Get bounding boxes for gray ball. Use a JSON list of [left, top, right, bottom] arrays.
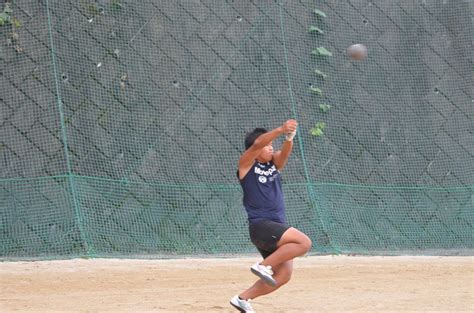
[[347, 44, 368, 60]]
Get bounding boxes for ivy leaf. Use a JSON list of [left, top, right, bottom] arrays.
[[111, 0, 123, 12], [0, 12, 10, 25], [314, 69, 328, 79], [311, 122, 326, 137], [315, 122, 326, 129], [11, 17, 21, 27], [309, 25, 324, 34], [310, 86, 323, 95], [312, 47, 333, 57], [319, 104, 331, 113], [314, 9, 326, 18], [311, 127, 324, 137], [3, 4, 12, 15], [311, 128, 323, 137]]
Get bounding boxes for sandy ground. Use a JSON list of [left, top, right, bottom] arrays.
[[0, 255, 473, 312]]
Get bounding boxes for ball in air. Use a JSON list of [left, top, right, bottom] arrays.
[[347, 44, 368, 60]]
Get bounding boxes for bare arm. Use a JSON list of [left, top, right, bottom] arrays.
[[273, 137, 294, 170]]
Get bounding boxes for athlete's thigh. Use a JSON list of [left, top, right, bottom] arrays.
[[276, 227, 311, 248]]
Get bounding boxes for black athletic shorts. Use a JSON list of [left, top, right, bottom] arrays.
[[249, 219, 291, 259]]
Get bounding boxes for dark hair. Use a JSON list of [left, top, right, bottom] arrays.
[[244, 128, 268, 150]]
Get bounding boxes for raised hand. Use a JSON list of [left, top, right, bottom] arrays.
[[282, 119, 298, 134]]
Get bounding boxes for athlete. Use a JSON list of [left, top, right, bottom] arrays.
[[230, 119, 312, 313]]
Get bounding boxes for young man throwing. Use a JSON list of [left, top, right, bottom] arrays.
[[230, 119, 312, 313]]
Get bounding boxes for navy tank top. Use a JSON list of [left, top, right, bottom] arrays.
[[238, 160, 287, 224]]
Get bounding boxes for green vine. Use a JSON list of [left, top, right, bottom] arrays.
[[310, 7, 331, 138]]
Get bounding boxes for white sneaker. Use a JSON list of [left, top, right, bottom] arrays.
[[250, 262, 277, 286], [230, 295, 255, 313]]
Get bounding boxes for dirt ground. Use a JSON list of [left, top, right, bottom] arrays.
[[1, 256, 473, 312]]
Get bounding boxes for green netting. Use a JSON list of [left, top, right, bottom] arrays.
[[1, 0, 473, 260]]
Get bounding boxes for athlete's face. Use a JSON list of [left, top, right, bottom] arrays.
[[258, 143, 274, 162]]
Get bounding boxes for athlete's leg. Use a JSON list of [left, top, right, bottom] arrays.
[[260, 227, 311, 269], [239, 260, 293, 300]]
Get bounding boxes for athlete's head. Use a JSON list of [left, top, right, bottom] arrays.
[[245, 128, 267, 150], [245, 128, 274, 162]]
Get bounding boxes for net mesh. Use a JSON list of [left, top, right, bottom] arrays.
[[1, 0, 473, 260]]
